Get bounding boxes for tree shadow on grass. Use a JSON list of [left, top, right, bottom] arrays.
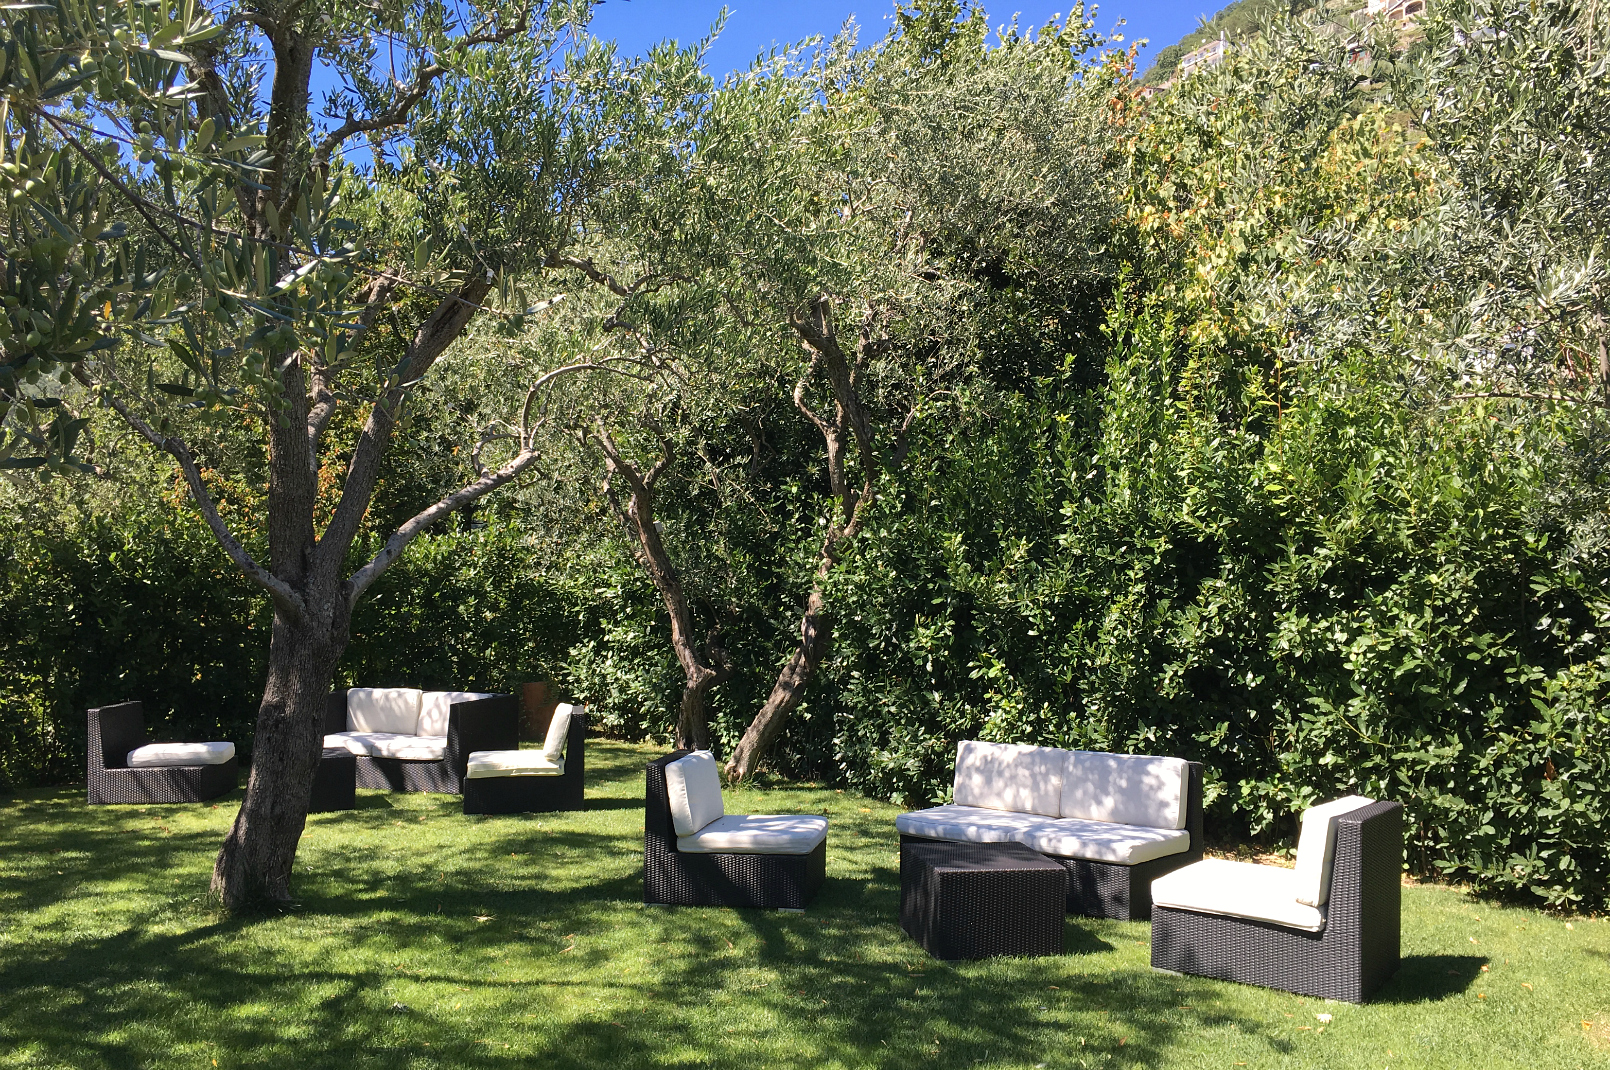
[[0, 767, 1306, 1070], [582, 797, 645, 812]]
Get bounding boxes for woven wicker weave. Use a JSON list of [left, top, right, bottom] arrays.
[[643, 751, 825, 909], [86, 702, 239, 805], [324, 690, 518, 795], [462, 714, 588, 815], [1150, 799, 1403, 1003], [900, 840, 1066, 959], [308, 748, 357, 813], [901, 760, 1204, 920]]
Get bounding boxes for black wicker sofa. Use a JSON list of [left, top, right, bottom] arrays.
[[1150, 797, 1402, 1003], [897, 741, 1204, 920], [87, 701, 239, 805], [644, 750, 826, 909], [323, 687, 518, 795]]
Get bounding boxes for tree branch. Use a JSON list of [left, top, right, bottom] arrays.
[[314, 8, 532, 169], [345, 442, 543, 606], [93, 383, 305, 617]]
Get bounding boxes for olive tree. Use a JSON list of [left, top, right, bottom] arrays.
[[710, 2, 1117, 779], [1, 0, 711, 907]]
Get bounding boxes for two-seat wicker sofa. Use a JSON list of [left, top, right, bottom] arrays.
[[896, 741, 1204, 919], [322, 687, 519, 794]]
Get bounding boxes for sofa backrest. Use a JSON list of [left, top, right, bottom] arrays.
[[346, 688, 423, 734], [417, 691, 498, 737], [1293, 794, 1374, 907], [1060, 750, 1190, 830], [953, 740, 1064, 817], [664, 750, 724, 836]]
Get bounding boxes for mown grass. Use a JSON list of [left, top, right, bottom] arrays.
[[1, 739, 1606, 1069]]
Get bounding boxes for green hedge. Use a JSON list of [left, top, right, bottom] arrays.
[[0, 509, 589, 788], [801, 324, 1610, 911]]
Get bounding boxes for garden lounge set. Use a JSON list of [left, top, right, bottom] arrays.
[[87, 688, 588, 816], [647, 740, 1402, 1002], [84, 699, 1403, 1003]]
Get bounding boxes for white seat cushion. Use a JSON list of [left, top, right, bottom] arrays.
[[346, 688, 423, 734], [1019, 816, 1190, 865], [541, 704, 576, 761], [1061, 750, 1189, 829], [126, 741, 234, 768], [897, 803, 1057, 842], [324, 731, 395, 756], [895, 804, 1191, 865], [677, 814, 827, 855], [1293, 795, 1374, 906], [952, 740, 1065, 817], [664, 750, 724, 836], [417, 691, 498, 737], [321, 731, 444, 761], [465, 749, 563, 778], [1151, 858, 1327, 932]]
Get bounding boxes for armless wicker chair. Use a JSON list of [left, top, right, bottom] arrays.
[[1150, 798, 1402, 1003], [87, 702, 239, 805], [462, 709, 588, 814], [644, 751, 826, 909]]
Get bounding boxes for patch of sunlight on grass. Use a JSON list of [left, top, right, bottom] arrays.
[[1, 739, 1607, 1069]]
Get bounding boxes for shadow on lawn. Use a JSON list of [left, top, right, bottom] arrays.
[[0, 750, 1296, 1069], [1371, 954, 1487, 1003]]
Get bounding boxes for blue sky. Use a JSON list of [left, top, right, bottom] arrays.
[[586, 0, 1217, 75]]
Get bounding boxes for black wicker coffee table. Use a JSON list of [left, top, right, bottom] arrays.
[[309, 748, 357, 813], [900, 840, 1067, 959]]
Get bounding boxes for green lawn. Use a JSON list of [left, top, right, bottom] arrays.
[[1, 740, 1606, 1070]]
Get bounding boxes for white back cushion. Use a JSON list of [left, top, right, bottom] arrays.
[[1293, 795, 1374, 907], [417, 691, 497, 737], [664, 750, 724, 836], [542, 704, 575, 760], [1060, 750, 1189, 829], [952, 740, 1065, 817], [346, 688, 422, 734]]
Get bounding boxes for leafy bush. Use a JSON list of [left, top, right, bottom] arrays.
[[0, 501, 270, 787]]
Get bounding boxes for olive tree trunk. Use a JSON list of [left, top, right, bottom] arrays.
[[590, 421, 730, 751], [210, 607, 345, 905], [726, 297, 889, 782]]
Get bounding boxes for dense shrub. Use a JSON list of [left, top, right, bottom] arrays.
[[0, 506, 592, 785], [0, 502, 270, 787]]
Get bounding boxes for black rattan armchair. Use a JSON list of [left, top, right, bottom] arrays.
[[323, 690, 518, 794], [1150, 799, 1403, 1003], [643, 751, 825, 909], [462, 712, 588, 814], [87, 702, 239, 805]]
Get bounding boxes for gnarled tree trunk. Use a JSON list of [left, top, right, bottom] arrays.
[[590, 421, 730, 751], [210, 607, 345, 906], [726, 296, 895, 782]]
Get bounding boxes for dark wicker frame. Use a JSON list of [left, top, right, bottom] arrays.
[[323, 690, 518, 795], [900, 840, 1067, 960], [900, 759, 1205, 920], [1150, 799, 1403, 1003], [309, 748, 357, 813], [86, 701, 239, 805], [643, 751, 826, 909], [461, 713, 588, 815]]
